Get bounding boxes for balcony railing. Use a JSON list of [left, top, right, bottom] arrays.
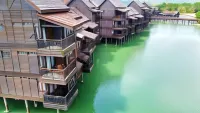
[[113, 24, 125, 28], [37, 34, 75, 50], [82, 42, 96, 53], [44, 84, 78, 105], [40, 59, 76, 80]]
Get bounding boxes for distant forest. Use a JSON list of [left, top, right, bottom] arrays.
[[156, 2, 200, 13]]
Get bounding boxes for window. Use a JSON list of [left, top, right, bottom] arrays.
[[2, 51, 11, 58], [0, 51, 2, 58], [22, 22, 32, 26], [29, 52, 37, 55], [0, 24, 4, 31], [18, 51, 28, 55]]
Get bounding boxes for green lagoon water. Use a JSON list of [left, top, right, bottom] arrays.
[[1, 24, 200, 113]]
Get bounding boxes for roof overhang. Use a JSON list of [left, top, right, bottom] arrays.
[[82, 22, 98, 29], [77, 30, 98, 40], [90, 8, 103, 13], [37, 13, 74, 30], [26, 0, 70, 14], [128, 16, 137, 20], [142, 7, 150, 10], [117, 8, 130, 13], [135, 15, 144, 18]]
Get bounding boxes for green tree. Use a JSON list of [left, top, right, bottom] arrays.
[[194, 2, 200, 12], [196, 11, 200, 19], [186, 7, 195, 13], [178, 6, 186, 13]]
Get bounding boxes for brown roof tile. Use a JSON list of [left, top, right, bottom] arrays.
[[37, 7, 89, 29], [26, 0, 69, 13]]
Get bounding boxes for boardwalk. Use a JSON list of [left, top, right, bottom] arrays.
[[151, 16, 199, 25]]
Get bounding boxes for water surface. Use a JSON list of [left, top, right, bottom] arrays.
[[1, 24, 200, 113]]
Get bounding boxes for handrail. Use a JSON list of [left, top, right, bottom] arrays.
[[41, 58, 76, 72], [41, 59, 76, 80], [37, 34, 75, 50], [36, 33, 74, 41], [44, 84, 77, 105]]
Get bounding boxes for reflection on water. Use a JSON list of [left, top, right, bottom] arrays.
[[94, 24, 200, 113]]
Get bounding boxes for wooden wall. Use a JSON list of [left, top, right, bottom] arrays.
[[129, 2, 144, 15], [99, 0, 115, 37], [0, 49, 39, 74], [0, 75, 40, 98], [100, 0, 115, 18], [0, 10, 38, 43]]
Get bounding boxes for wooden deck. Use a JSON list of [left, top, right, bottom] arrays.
[[151, 16, 199, 25], [151, 16, 198, 21]]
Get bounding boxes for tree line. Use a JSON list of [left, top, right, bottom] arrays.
[[156, 2, 200, 13]]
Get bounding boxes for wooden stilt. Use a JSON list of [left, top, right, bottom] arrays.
[[25, 100, 30, 113], [81, 74, 84, 83], [115, 39, 117, 46], [34, 101, 37, 108], [57, 109, 60, 113], [3, 98, 9, 113]]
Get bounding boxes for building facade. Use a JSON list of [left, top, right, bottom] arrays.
[[0, 0, 98, 112]]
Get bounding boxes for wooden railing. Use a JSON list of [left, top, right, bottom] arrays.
[[41, 59, 76, 80], [37, 34, 75, 50], [82, 41, 96, 52], [44, 84, 77, 105], [113, 24, 126, 28]]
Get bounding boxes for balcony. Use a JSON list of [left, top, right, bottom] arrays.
[[82, 41, 96, 55], [83, 54, 94, 73], [40, 59, 77, 85], [37, 34, 76, 56], [113, 24, 126, 28], [113, 15, 126, 21], [43, 84, 78, 111]]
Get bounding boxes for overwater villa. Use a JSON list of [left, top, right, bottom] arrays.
[[0, 0, 98, 112], [128, 0, 151, 33], [0, 0, 153, 112]]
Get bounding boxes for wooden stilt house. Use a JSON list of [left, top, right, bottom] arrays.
[[0, 0, 99, 112]]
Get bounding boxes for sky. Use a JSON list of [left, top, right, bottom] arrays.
[[121, 0, 199, 5]]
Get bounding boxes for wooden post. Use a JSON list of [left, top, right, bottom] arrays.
[[25, 100, 30, 113], [57, 109, 60, 113], [81, 73, 84, 83], [115, 39, 117, 46], [3, 97, 9, 113], [34, 101, 37, 107]]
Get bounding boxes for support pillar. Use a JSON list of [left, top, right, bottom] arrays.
[[34, 101, 37, 108], [57, 109, 60, 113], [25, 100, 30, 113], [115, 40, 117, 46], [81, 74, 84, 83], [105, 38, 107, 45], [3, 97, 9, 113]]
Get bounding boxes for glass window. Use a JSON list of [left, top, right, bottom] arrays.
[[18, 51, 28, 55], [0, 24, 4, 31], [29, 52, 37, 55], [2, 51, 11, 58], [0, 51, 2, 58]]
